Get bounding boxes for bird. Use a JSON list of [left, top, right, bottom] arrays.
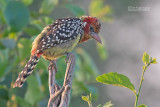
[[13, 16, 101, 88]]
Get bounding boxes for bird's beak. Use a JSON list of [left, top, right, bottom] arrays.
[[91, 32, 102, 44]]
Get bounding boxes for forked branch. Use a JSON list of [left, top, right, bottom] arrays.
[[47, 54, 76, 107]]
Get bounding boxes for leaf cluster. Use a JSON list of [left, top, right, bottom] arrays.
[[82, 93, 113, 107]]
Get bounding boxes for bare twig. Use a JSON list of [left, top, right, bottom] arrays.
[[59, 54, 76, 107], [48, 60, 62, 107], [48, 60, 56, 96], [47, 53, 76, 107], [48, 86, 64, 107]]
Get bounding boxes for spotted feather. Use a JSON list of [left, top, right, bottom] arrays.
[[31, 17, 84, 55]]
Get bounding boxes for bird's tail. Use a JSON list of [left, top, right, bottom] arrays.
[[13, 54, 40, 88]]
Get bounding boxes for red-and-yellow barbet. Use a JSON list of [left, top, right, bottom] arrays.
[[13, 16, 101, 88]]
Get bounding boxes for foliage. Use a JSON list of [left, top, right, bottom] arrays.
[[96, 72, 136, 94], [89, 0, 113, 22], [4, 1, 29, 32], [82, 93, 113, 107], [96, 52, 157, 107], [82, 93, 92, 107], [0, 0, 110, 106]]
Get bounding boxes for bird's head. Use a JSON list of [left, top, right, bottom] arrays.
[[79, 16, 102, 44]]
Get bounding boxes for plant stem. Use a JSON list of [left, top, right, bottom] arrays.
[[134, 64, 149, 107], [88, 102, 92, 107]]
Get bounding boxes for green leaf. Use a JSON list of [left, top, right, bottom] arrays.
[[151, 58, 157, 64], [16, 96, 32, 107], [39, 0, 58, 14], [24, 75, 43, 105], [103, 101, 113, 107], [1, 38, 16, 49], [82, 94, 92, 107], [138, 104, 150, 107], [65, 4, 85, 17], [82, 95, 89, 102], [96, 72, 136, 94], [142, 52, 150, 65], [4, 1, 29, 32]]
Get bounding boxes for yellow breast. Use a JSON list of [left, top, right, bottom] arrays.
[[42, 36, 80, 60]]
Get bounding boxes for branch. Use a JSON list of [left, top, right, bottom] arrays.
[[59, 54, 76, 107], [47, 53, 76, 107]]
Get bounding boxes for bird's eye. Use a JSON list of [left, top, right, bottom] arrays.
[[90, 26, 94, 32]]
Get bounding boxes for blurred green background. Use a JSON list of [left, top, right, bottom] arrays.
[[0, 0, 110, 107]]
